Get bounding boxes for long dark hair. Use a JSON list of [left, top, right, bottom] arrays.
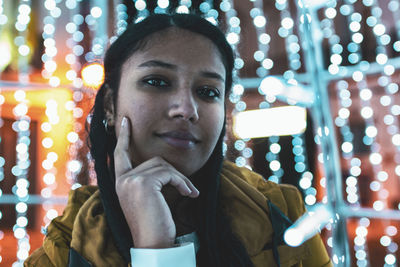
[[89, 13, 253, 267]]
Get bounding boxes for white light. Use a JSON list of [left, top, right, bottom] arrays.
[[269, 160, 281, 171], [16, 202, 28, 213], [365, 126, 377, 137], [44, 0, 56, 10], [354, 236, 366, 246], [270, 143, 281, 154], [46, 209, 58, 220], [305, 195, 316, 205], [284, 205, 332, 247], [352, 33, 363, 43], [90, 7, 102, 18], [67, 132, 79, 143], [49, 76, 60, 87], [356, 226, 368, 237], [41, 122, 52, 132], [16, 179, 28, 188], [380, 235, 391, 246], [45, 46, 57, 57], [41, 188, 52, 198], [350, 166, 361, 176], [157, 0, 169, 9], [349, 21, 361, 32], [261, 58, 273, 70], [369, 181, 380, 191], [373, 24, 386, 36], [385, 254, 396, 264], [376, 53, 388, 65], [392, 134, 400, 146], [68, 160, 82, 173], [360, 107, 373, 118], [43, 24, 55, 35], [233, 106, 307, 139], [43, 173, 56, 185], [47, 152, 58, 162], [42, 137, 54, 148], [254, 15, 266, 27], [17, 249, 29, 260], [259, 33, 270, 44], [341, 142, 353, 153], [46, 99, 57, 109], [330, 54, 342, 65], [299, 178, 312, 189], [16, 187, 28, 198], [338, 108, 350, 119], [65, 22, 77, 33], [17, 216, 28, 227], [135, 0, 146, 10], [284, 228, 304, 247], [281, 17, 294, 29], [13, 103, 28, 117], [176, 6, 189, 13], [386, 226, 398, 236], [369, 153, 382, 165], [360, 88, 372, 100], [373, 200, 384, 211], [346, 176, 357, 187], [226, 32, 239, 45], [395, 165, 400, 176], [66, 70, 77, 81], [18, 45, 30, 56], [16, 143, 28, 154], [14, 228, 26, 239], [352, 71, 363, 82], [325, 7, 336, 19], [44, 60, 57, 72]]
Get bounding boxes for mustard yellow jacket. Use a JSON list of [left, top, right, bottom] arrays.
[[25, 160, 332, 267]]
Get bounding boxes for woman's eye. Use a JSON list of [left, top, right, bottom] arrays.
[[197, 87, 221, 99], [143, 78, 169, 87]]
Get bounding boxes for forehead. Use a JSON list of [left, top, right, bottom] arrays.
[[122, 28, 226, 74]]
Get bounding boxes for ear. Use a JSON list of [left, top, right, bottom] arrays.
[[103, 84, 116, 127]]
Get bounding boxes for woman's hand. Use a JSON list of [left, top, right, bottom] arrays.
[[114, 117, 200, 248]]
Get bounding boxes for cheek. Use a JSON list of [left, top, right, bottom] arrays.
[[206, 107, 225, 144]]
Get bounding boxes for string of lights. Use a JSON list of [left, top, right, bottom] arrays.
[[249, 0, 283, 182], [64, 0, 83, 187], [41, 0, 62, 88], [176, 0, 191, 14], [364, 0, 400, 263], [275, 0, 314, 197], [0, 1, 6, 263], [321, 1, 371, 263], [12, 90, 32, 265], [13, 0, 33, 265]]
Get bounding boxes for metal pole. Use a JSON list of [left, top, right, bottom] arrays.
[[295, 2, 351, 266]]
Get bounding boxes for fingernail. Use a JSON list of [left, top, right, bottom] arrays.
[[121, 117, 127, 127]]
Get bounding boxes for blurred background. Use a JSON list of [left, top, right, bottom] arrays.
[[1, 0, 400, 266]]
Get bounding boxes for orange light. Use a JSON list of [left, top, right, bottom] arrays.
[[81, 63, 104, 89]]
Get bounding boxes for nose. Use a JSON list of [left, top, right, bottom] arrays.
[[167, 89, 199, 122]]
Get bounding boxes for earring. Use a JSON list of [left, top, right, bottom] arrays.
[[103, 119, 114, 134]]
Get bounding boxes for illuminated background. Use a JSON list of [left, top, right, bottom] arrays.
[[0, 0, 400, 266]]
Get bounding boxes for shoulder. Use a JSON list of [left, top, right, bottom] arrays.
[[25, 185, 99, 267], [221, 160, 305, 219]]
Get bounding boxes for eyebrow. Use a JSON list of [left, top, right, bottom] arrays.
[[138, 60, 225, 82]]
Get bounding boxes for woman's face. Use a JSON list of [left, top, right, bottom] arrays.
[[112, 28, 226, 177]]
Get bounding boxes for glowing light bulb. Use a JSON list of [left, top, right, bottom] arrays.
[[81, 63, 105, 89]]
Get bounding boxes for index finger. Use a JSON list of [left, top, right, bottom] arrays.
[[114, 117, 133, 177]]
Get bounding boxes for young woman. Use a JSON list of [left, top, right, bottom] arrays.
[[25, 13, 332, 267]]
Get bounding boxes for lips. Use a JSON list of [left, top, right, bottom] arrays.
[[156, 130, 200, 149]]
